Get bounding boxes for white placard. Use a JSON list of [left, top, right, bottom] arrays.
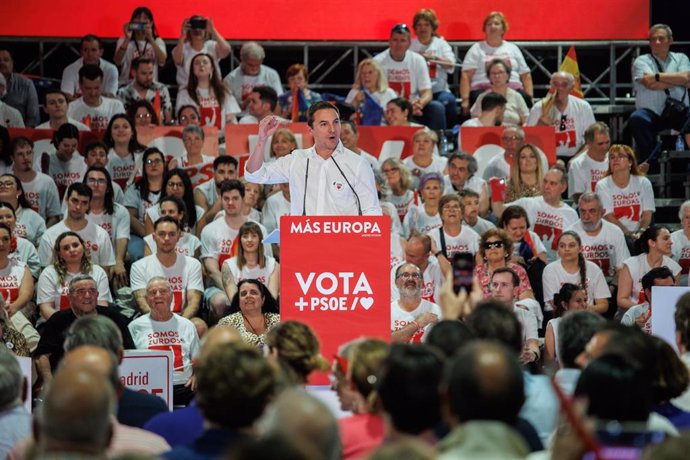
[[119, 349, 174, 410], [17, 356, 32, 413], [651, 286, 690, 352]]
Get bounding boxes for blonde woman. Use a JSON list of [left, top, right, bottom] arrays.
[[505, 144, 544, 202], [346, 59, 397, 125]]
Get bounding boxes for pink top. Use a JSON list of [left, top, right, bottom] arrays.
[[475, 262, 533, 298], [339, 413, 386, 460]]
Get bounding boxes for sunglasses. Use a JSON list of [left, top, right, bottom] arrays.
[[483, 241, 504, 249]]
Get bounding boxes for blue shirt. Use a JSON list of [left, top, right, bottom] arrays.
[[633, 51, 690, 115]]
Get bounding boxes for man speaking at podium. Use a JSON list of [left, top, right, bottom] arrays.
[[245, 101, 381, 216]]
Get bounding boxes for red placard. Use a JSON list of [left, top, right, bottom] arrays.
[[460, 126, 557, 165], [280, 216, 391, 385], [0, 1, 648, 40], [356, 126, 420, 160]]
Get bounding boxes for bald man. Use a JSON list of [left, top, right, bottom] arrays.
[[57, 347, 171, 456], [34, 366, 114, 458], [144, 325, 241, 446], [439, 340, 530, 459]]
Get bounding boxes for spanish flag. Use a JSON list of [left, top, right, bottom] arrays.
[[560, 46, 584, 99]]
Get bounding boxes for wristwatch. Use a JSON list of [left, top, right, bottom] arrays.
[[655, 73, 660, 82]]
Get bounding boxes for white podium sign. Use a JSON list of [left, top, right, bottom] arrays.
[[651, 286, 690, 352], [119, 349, 174, 410]]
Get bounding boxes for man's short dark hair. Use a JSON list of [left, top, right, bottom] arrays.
[[213, 155, 238, 170], [64, 315, 123, 356], [154, 215, 181, 232], [480, 92, 508, 112], [377, 344, 443, 435], [79, 64, 104, 83], [641, 266, 674, 292], [196, 343, 276, 429], [66, 182, 93, 201], [676, 292, 690, 351], [252, 86, 278, 112], [443, 340, 525, 425], [219, 179, 245, 199], [307, 101, 339, 128], [132, 56, 155, 71], [80, 34, 103, 48], [44, 89, 69, 105], [10, 136, 33, 155], [492, 266, 519, 287], [341, 119, 358, 134], [558, 311, 605, 369], [467, 301, 523, 354], [425, 320, 474, 359]]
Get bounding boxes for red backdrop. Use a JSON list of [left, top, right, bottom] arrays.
[[0, 0, 649, 40]]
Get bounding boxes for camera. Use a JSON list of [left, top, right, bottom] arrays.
[[189, 18, 207, 30], [128, 23, 147, 31]]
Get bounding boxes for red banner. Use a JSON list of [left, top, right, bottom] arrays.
[[280, 216, 391, 385], [460, 126, 557, 165], [0, 0, 648, 40]]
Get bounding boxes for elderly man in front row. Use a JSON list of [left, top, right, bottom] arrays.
[[245, 103, 380, 216], [128, 277, 200, 406], [34, 274, 134, 384]]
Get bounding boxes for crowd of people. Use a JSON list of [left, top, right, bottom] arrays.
[[2, 5, 690, 459]]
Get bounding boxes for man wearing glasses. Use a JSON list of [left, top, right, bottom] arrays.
[[34, 274, 134, 385], [630, 24, 690, 161], [527, 71, 595, 159], [390, 262, 440, 343], [373, 23, 446, 130]]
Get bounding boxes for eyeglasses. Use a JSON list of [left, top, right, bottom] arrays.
[[442, 204, 462, 211], [73, 288, 98, 296], [146, 158, 163, 166], [179, 114, 199, 122], [0, 180, 16, 188], [136, 112, 152, 119], [484, 241, 504, 249], [167, 181, 184, 189], [559, 114, 568, 131], [86, 178, 107, 186], [502, 135, 521, 141], [397, 272, 422, 279], [552, 80, 571, 89]]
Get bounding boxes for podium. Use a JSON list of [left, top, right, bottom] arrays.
[[280, 216, 391, 384]]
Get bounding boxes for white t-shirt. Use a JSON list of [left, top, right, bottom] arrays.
[[390, 299, 441, 343], [567, 220, 630, 277], [402, 204, 442, 239], [12, 237, 40, 278], [443, 174, 486, 195], [41, 151, 87, 200], [200, 217, 272, 269], [178, 153, 215, 186], [123, 186, 160, 224], [462, 40, 530, 89], [128, 314, 200, 384], [176, 40, 221, 89], [345, 88, 398, 125], [223, 256, 277, 288], [410, 36, 455, 93], [621, 302, 651, 333], [482, 153, 511, 181], [385, 189, 417, 225], [130, 254, 204, 314], [526, 95, 596, 158], [87, 203, 131, 245], [671, 229, 690, 285], [390, 232, 405, 268], [107, 149, 142, 189], [542, 259, 611, 308], [623, 254, 681, 304], [38, 220, 115, 268], [471, 88, 529, 126], [261, 191, 291, 235], [595, 175, 656, 234], [567, 152, 609, 198], [67, 97, 126, 131], [390, 257, 444, 304], [19, 172, 62, 219], [514, 304, 539, 342], [508, 196, 579, 261], [35, 117, 91, 131], [175, 87, 240, 131], [224, 65, 284, 110], [0, 259, 28, 305], [373, 49, 432, 99], [15, 206, 47, 246], [427, 225, 481, 258], [0, 101, 25, 128], [403, 155, 447, 186], [116, 36, 167, 84], [60, 58, 119, 96], [36, 265, 111, 313], [143, 232, 201, 257]]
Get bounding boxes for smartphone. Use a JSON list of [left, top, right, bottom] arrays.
[[582, 427, 665, 460], [189, 18, 207, 30], [452, 252, 474, 295], [128, 22, 147, 31]]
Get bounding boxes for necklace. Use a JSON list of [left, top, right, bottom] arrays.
[[242, 313, 266, 335]]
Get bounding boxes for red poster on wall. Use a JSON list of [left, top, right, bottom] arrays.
[[280, 216, 391, 385]]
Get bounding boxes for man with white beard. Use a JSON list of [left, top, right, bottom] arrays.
[[566, 192, 630, 279], [390, 262, 440, 343]]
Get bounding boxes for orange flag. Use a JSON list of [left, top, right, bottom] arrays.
[[153, 89, 162, 124], [560, 46, 584, 98]]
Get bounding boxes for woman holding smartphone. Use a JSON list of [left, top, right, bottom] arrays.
[[114, 7, 167, 85]]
